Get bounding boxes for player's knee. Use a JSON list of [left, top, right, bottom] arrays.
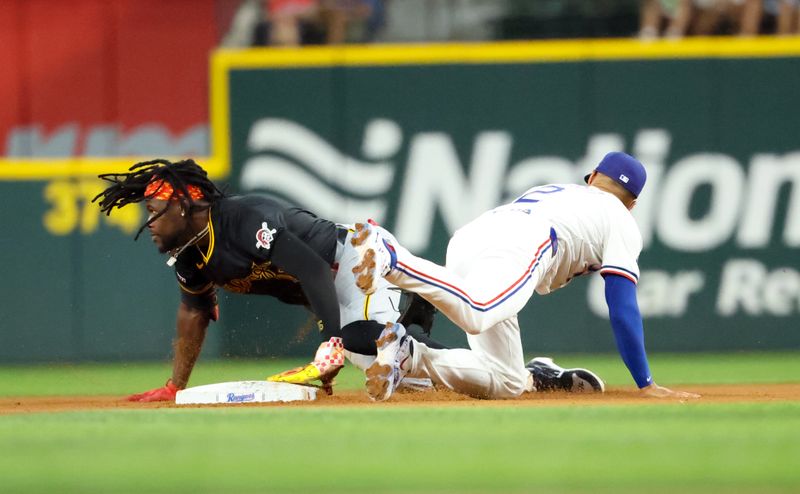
[[462, 316, 501, 335], [491, 372, 528, 399], [462, 325, 483, 336], [340, 320, 384, 355]]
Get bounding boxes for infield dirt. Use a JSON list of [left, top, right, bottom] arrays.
[[2, 383, 798, 415]]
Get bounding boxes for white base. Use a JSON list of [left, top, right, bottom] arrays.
[[175, 380, 318, 405]]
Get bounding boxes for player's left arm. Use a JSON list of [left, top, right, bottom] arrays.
[[601, 209, 699, 398], [604, 274, 700, 399], [266, 230, 344, 388], [603, 273, 652, 388], [269, 230, 340, 336]]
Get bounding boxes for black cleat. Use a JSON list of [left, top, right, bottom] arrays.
[[397, 292, 437, 335], [526, 357, 605, 393]]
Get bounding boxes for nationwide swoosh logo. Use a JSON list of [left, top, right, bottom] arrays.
[[240, 118, 400, 223]]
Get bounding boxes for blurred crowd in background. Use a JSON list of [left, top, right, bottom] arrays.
[[2, 0, 797, 159], [220, 0, 800, 47], [639, 0, 799, 38]]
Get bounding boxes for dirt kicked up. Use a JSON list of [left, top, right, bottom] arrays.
[[2, 383, 799, 415]]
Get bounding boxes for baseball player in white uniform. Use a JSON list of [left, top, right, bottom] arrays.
[[351, 152, 701, 401]]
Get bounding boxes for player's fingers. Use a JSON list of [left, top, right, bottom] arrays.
[[126, 386, 173, 402]]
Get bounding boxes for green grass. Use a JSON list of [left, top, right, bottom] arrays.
[[1, 352, 799, 493]]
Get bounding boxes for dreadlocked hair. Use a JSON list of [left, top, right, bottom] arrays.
[[93, 158, 226, 239]]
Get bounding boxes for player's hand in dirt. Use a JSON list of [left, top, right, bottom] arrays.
[[641, 383, 701, 399], [126, 379, 181, 402]]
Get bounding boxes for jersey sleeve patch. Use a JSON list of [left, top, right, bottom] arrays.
[[238, 202, 286, 261], [255, 221, 278, 250]]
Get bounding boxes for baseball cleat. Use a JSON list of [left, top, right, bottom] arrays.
[[365, 322, 412, 401], [526, 357, 605, 393], [350, 222, 397, 295]]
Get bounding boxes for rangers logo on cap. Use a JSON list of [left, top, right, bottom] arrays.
[[255, 222, 277, 250]]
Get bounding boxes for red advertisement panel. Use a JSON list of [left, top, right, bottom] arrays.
[[1, 0, 220, 157]]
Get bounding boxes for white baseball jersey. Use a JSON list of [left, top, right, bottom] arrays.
[[381, 183, 644, 399], [497, 184, 642, 294]]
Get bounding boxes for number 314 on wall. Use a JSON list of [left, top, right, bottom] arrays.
[[43, 179, 141, 236]]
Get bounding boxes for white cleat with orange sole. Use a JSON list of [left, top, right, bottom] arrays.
[[350, 222, 397, 295], [365, 322, 412, 401]]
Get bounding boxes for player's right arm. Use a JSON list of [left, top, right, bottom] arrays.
[[171, 301, 211, 388], [168, 263, 218, 389], [127, 257, 216, 402], [125, 302, 211, 402]]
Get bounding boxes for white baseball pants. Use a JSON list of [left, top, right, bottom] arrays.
[[385, 209, 557, 398]]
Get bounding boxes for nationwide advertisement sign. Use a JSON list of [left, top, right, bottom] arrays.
[[214, 38, 800, 354]]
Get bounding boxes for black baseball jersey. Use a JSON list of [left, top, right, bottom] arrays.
[[175, 195, 341, 336]]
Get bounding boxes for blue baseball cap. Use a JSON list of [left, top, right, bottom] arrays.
[[583, 152, 647, 197]]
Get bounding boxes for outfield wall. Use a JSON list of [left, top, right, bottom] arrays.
[[2, 38, 800, 362], [215, 38, 800, 357]]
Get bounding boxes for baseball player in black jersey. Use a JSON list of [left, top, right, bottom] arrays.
[[93, 159, 441, 401]]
